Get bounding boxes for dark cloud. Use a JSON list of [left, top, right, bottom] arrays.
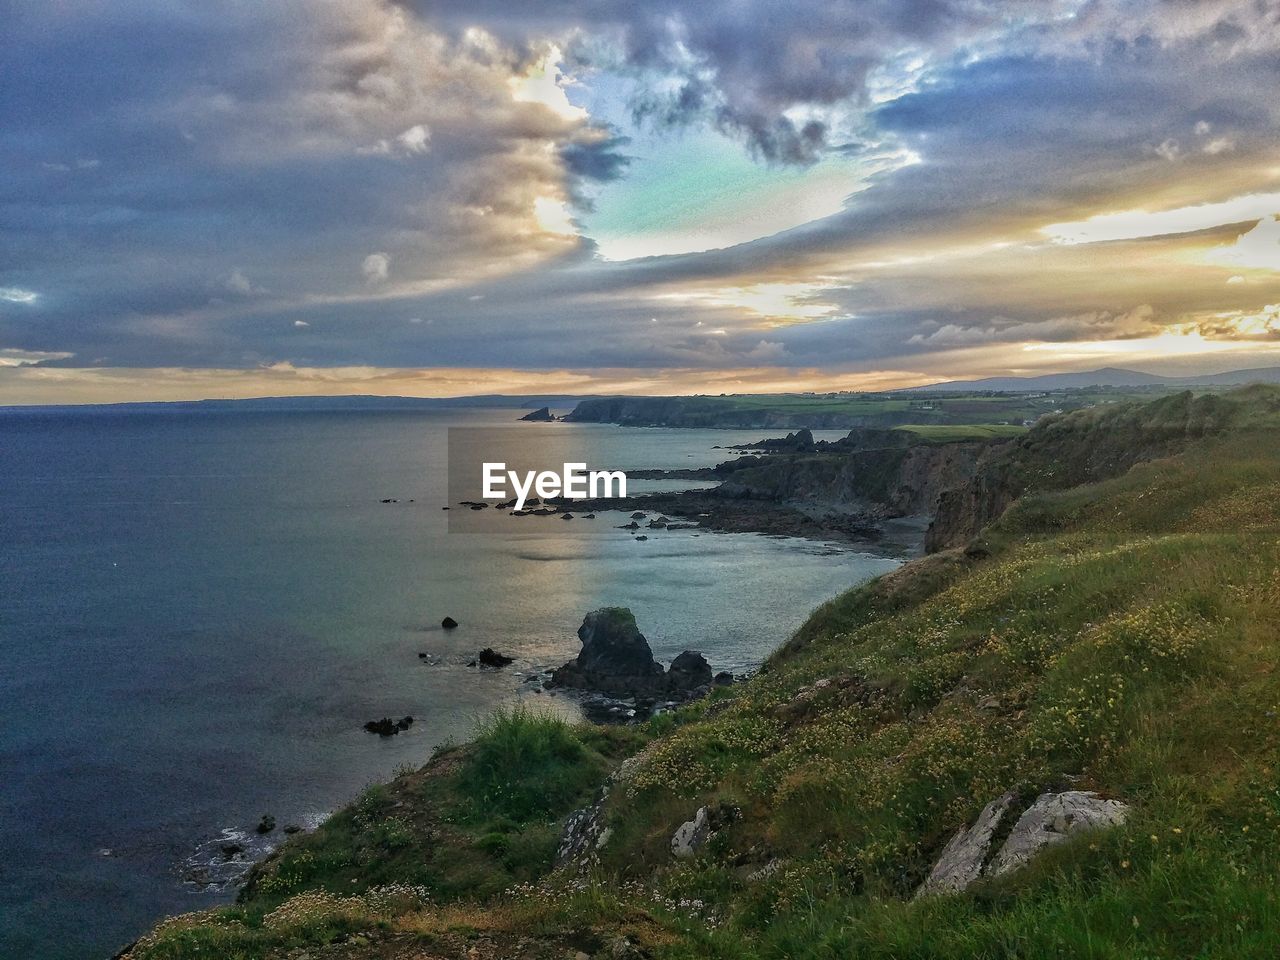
[[3, 0, 1280, 387]]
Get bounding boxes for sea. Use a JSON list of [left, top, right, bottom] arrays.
[[0, 406, 903, 959]]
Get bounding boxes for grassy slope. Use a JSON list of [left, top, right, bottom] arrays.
[[129, 387, 1280, 960]]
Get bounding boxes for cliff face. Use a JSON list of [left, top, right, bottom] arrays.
[[925, 389, 1253, 551], [713, 438, 990, 520]]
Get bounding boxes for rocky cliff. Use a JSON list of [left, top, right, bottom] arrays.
[[713, 435, 991, 522], [925, 389, 1260, 551]]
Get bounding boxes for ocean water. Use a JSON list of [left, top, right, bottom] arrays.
[[0, 407, 902, 959]]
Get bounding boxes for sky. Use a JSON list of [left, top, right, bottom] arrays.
[[2, 0, 1280, 403]]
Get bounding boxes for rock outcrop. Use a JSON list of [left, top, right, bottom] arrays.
[[988, 791, 1130, 877], [550, 608, 716, 700], [670, 807, 711, 858], [916, 790, 1130, 898], [926, 391, 1242, 552], [916, 793, 1015, 897], [519, 406, 555, 421]]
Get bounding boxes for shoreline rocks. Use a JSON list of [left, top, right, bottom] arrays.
[[363, 716, 415, 737], [548, 608, 724, 705]]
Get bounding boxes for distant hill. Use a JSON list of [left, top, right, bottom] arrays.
[[914, 365, 1280, 392], [0, 394, 594, 413]]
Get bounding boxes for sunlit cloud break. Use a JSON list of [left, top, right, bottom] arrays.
[[3, 0, 1280, 402]]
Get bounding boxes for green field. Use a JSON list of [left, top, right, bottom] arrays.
[[894, 423, 1030, 441]]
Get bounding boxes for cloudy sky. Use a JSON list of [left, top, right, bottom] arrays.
[[3, 0, 1280, 403]]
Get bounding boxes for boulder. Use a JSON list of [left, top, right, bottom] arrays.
[[551, 608, 665, 696], [988, 791, 1129, 877], [441, 616, 458, 629], [256, 814, 276, 835], [667, 650, 713, 693], [915, 793, 1015, 898], [917, 789, 1130, 897], [670, 806, 711, 858], [477, 648, 514, 668]]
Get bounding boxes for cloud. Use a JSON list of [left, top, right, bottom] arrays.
[[0, 348, 73, 367], [4, 0, 1280, 397], [360, 123, 432, 157], [362, 252, 391, 283], [1209, 217, 1280, 272]]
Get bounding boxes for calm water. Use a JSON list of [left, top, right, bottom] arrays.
[[0, 407, 901, 959]]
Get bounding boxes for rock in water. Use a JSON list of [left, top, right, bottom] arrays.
[[667, 650, 713, 693], [519, 406, 555, 421], [441, 616, 458, 629], [477, 648, 514, 668], [550, 607, 665, 696], [256, 814, 276, 835], [988, 791, 1129, 877]]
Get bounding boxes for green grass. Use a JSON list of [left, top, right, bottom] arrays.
[[894, 423, 1030, 441], [128, 386, 1280, 960]]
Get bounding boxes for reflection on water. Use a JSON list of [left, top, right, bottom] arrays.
[[0, 408, 897, 959]]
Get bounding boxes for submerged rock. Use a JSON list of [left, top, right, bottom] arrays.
[[477, 647, 514, 668], [363, 716, 414, 736]]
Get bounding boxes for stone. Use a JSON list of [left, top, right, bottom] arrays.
[[915, 793, 1015, 898], [477, 648, 514, 668], [441, 616, 458, 629], [256, 814, 276, 835], [671, 806, 711, 858], [667, 650, 713, 693], [988, 791, 1130, 877]]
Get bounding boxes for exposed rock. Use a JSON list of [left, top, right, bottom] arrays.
[[550, 608, 665, 696], [917, 789, 1130, 897], [363, 716, 414, 736], [915, 793, 1015, 898], [477, 648, 514, 668], [519, 406, 555, 421], [667, 650, 713, 693], [282, 824, 302, 835], [557, 800, 611, 867], [220, 842, 244, 858], [255, 814, 276, 835], [671, 806, 711, 859], [441, 616, 458, 629], [630, 511, 647, 519], [713, 671, 735, 686], [988, 791, 1130, 877]]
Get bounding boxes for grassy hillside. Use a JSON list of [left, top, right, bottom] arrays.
[[127, 387, 1280, 959]]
